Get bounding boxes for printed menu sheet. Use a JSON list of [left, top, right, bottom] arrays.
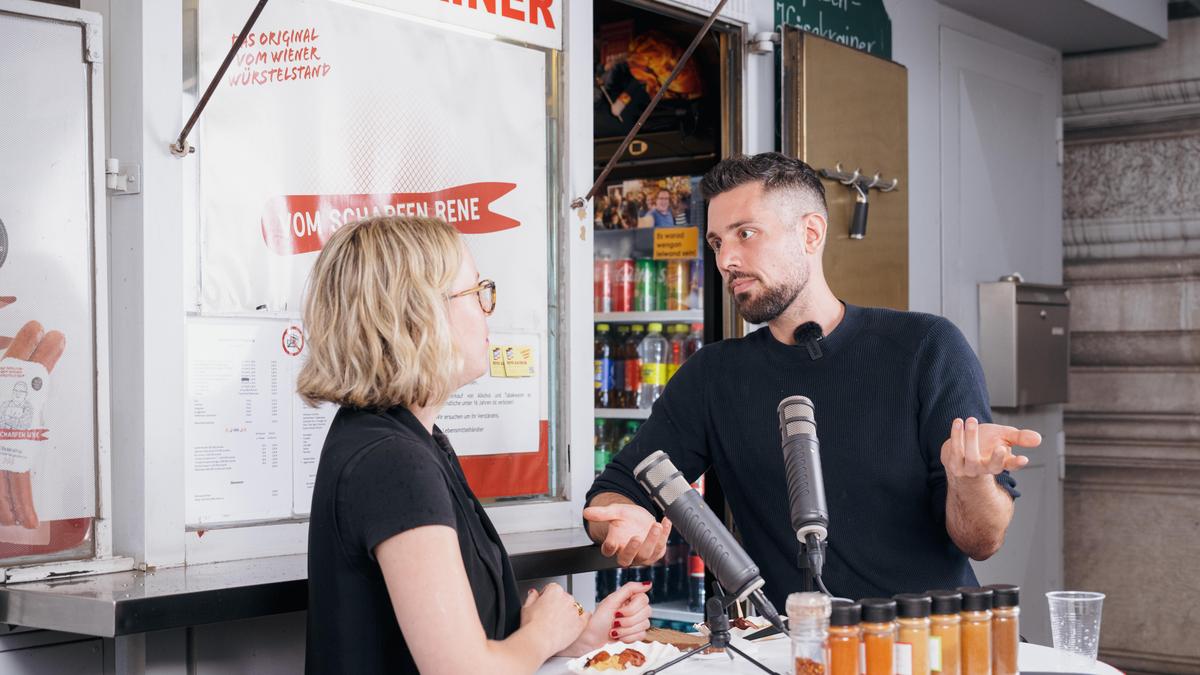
[[187, 323, 542, 524], [186, 320, 292, 524]]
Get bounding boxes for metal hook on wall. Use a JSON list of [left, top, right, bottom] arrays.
[[816, 163, 901, 240]]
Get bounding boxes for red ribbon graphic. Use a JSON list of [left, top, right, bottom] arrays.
[[260, 182, 520, 255], [0, 429, 48, 441]]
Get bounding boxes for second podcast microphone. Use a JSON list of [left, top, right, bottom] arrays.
[[778, 395, 830, 588], [633, 451, 786, 634]]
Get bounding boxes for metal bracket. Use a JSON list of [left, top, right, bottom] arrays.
[[1055, 116, 1064, 167], [105, 159, 141, 195], [748, 31, 779, 55], [84, 23, 103, 63]]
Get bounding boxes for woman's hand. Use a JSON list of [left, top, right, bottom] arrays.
[[559, 581, 653, 657], [520, 583, 589, 656]]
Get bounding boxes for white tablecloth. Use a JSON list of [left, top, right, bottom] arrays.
[[534, 640, 1121, 674]]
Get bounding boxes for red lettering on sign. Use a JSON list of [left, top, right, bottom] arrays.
[[259, 182, 520, 256], [529, 0, 554, 28], [501, 0, 524, 21], [442, 0, 554, 29]]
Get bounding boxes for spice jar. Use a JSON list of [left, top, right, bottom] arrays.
[[860, 598, 897, 675], [788, 592, 831, 675], [957, 587, 994, 675], [987, 585, 1019, 675], [895, 593, 932, 675], [828, 600, 861, 675], [928, 590, 962, 675]]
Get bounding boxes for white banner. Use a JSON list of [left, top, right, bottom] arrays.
[[194, 0, 552, 517], [198, 0, 549, 334]]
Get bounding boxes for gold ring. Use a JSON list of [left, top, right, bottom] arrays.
[[574, 601, 585, 616]]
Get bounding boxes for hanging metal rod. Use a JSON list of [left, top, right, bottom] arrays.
[[170, 0, 271, 157], [571, 0, 730, 211]]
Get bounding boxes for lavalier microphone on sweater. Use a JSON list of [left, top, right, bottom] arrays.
[[793, 321, 824, 361]]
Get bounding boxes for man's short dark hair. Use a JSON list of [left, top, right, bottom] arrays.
[[699, 152, 827, 214]]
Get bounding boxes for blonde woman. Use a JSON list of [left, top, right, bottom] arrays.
[[300, 216, 655, 674]]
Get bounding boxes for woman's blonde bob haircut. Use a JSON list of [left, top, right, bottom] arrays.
[[297, 216, 464, 410]]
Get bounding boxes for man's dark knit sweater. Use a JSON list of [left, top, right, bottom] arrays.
[[588, 303, 1018, 609]]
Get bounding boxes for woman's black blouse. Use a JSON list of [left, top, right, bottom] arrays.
[[305, 405, 522, 674]]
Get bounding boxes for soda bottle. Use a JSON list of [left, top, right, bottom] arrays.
[[666, 324, 686, 382], [595, 569, 614, 603], [595, 417, 614, 470], [651, 555, 668, 604], [683, 322, 704, 362], [667, 530, 688, 601], [616, 421, 640, 454], [627, 564, 651, 587], [594, 324, 614, 408], [624, 325, 644, 409], [638, 323, 668, 409], [594, 419, 613, 476], [611, 325, 629, 407], [686, 547, 706, 612]]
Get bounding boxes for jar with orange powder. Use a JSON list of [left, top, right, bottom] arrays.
[[958, 587, 994, 675], [895, 593, 932, 675], [928, 590, 963, 675], [828, 600, 861, 675], [860, 598, 897, 675], [987, 584, 1020, 675]]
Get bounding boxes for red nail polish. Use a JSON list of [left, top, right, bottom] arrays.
[[613, 620, 621, 627], [642, 581, 652, 586], [615, 612, 623, 618], [610, 630, 618, 638]]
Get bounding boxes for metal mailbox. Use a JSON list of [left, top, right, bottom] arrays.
[[978, 279, 1070, 408]]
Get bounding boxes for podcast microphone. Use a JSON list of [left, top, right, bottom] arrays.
[[633, 450, 786, 634], [777, 395, 831, 594]]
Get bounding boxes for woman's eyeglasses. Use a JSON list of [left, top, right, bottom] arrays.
[[448, 279, 496, 316]]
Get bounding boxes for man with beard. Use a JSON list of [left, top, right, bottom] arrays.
[[583, 153, 1043, 605]]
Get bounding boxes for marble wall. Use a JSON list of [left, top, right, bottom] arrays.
[[1062, 16, 1200, 675]]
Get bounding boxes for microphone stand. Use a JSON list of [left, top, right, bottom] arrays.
[[645, 585, 785, 675]]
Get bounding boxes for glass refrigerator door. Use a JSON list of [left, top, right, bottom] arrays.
[[591, 175, 710, 624]]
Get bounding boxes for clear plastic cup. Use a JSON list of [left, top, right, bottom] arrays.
[[1046, 591, 1105, 661]]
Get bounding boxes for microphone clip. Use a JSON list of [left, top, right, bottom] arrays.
[[794, 321, 824, 361]]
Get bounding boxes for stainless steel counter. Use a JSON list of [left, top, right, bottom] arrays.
[[0, 528, 614, 637]]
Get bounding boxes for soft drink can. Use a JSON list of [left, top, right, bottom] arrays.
[[665, 260, 690, 310], [634, 259, 657, 312], [613, 258, 635, 312], [594, 258, 613, 313], [687, 258, 704, 311], [655, 260, 668, 311]]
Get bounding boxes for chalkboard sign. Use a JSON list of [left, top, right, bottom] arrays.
[[776, 0, 892, 60]]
